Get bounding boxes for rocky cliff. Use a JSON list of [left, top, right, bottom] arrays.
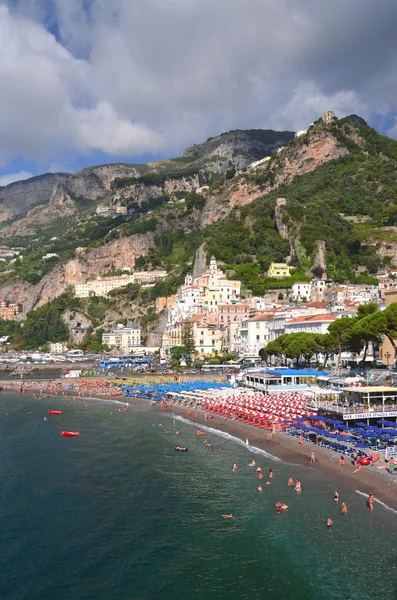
[[0, 173, 70, 223]]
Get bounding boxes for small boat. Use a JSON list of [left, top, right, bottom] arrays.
[[60, 431, 80, 437], [175, 447, 188, 452], [48, 410, 62, 415], [358, 453, 380, 466]]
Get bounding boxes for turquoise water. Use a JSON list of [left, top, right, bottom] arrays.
[[1, 393, 397, 600]]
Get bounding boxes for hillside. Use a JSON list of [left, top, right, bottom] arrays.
[[0, 128, 294, 239], [3, 111, 397, 348]]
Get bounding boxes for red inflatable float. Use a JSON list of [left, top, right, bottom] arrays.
[[48, 410, 62, 415], [358, 453, 380, 466], [60, 431, 80, 437]]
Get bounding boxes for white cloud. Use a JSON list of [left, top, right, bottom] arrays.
[[0, 170, 33, 186], [2, 0, 397, 170]]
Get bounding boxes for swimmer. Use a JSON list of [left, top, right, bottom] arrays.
[[222, 514, 234, 519], [256, 466, 262, 473], [327, 517, 333, 528], [249, 460, 256, 468], [294, 479, 302, 493], [268, 469, 273, 479], [341, 502, 348, 516], [257, 485, 263, 492], [334, 490, 340, 502], [288, 477, 295, 487], [258, 472, 264, 480], [44, 417, 47, 421], [175, 430, 180, 435], [232, 464, 238, 473], [368, 493, 374, 511]]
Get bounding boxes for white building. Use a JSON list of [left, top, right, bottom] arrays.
[[284, 313, 337, 335], [291, 282, 312, 301], [75, 275, 135, 298], [49, 342, 68, 354], [235, 313, 273, 356], [102, 326, 141, 350]]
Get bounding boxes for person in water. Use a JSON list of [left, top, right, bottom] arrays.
[[222, 514, 234, 519], [268, 469, 273, 479], [341, 502, 348, 516], [334, 490, 340, 502], [327, 517, 333, 528], [294, 479, 302, 493], [249, 460, 256, 468], [288, 476, 294, 487], [232, 464, 238, 473], [368, 493, 374, 511], [257, 485, 263, 492]]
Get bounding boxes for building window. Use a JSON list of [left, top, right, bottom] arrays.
[[201, 348, 204, 353], [256, 335, 260, 341], [256, 323, 260, 329]]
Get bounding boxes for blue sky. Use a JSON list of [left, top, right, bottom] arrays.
[[1, 0, 397, 185]]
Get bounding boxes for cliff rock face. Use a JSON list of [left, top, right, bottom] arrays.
[[0, 173, 70, 223], [0, 233, 154, 310], [311, 241, 327, 277]]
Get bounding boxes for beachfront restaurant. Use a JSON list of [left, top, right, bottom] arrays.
[[244, 368, 323, 393], [341, 386, 397, 424]]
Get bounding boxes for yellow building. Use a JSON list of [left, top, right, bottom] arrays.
[[267, 262, 293, 279], [165, 316, 223, 356]]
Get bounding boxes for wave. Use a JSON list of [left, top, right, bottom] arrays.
[[172, 414, 282, 462], [354, 489, 397, 514]]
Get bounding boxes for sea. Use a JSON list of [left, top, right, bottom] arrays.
[[1, 392, 397, 600]]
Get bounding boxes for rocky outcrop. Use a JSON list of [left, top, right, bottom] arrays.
[[193, 243, 207, 277], [0, 173, 70, 223], [0, 233, 155, 310], [311, 241, 327, 277]]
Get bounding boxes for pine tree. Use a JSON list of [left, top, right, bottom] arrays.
[[182, 322, 196, 358]]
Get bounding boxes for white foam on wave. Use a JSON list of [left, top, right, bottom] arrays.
[[173, 414, 282, 462], [354, 489, 397, 514]]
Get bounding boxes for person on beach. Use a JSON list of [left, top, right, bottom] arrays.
[[334, 490, 340, 502], [294, 479, 302, 493], [288, 476, 295, 487], [352, 464, 362, 474], [341, 502, 348, 516], [338, 456, 345, 467], [368, 493, 374, 511], [267, 424, 276, 439], [327, 517, 333, 528], [299, 435, 304, 447], [352, 450, 358, 466], [310, 450, 315, 463]]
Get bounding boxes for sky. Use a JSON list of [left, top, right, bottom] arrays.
[[1, 0, 397, 185]]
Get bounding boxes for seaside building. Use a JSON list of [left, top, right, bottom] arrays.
[[102, 325, 141, 350], [284, 313, 337, 335], [49, 342, 68, 354]]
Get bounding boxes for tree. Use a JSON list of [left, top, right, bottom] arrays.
[[170, 346, 185, 361], [311, 266, 324, 279], [328, 317, 357, 366], [182, 322, 196, 358], [315, 333, 336, 367]]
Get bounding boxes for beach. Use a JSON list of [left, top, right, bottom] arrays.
[[2, 375, 397, 512]]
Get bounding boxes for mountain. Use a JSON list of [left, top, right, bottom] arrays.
[[0, 173, 70, 224], [0, 128, 294, 239], [3, 112, 397, 348]]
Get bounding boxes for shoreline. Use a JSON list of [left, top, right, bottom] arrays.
[[164, 404, 397, 511], [3, 381, 397, 511]]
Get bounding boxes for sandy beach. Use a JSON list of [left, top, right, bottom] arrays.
[[3, 377, 397, 511]]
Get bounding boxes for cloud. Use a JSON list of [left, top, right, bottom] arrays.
[[2, 0, 397, 170], [0, 170, 33, 186]]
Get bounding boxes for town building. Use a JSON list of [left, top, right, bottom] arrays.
[[291, 282, 312, 300], [134, 270, 167, 285], [75, 275, 135, 298], [267, 262, 293, 278], [164, 315, 222, 356], [49, 342, 68, 354], [102, 325, 141, 350], [234, 312, 274, 356], [284, 313, 337, 335], [0, 300, 22, 320]]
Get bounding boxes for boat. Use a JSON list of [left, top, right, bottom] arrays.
[[175, 447, 188, 452], [358, 453, 380, 466], [48, 410, 62, 415], [60, 431, 80, 437]]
